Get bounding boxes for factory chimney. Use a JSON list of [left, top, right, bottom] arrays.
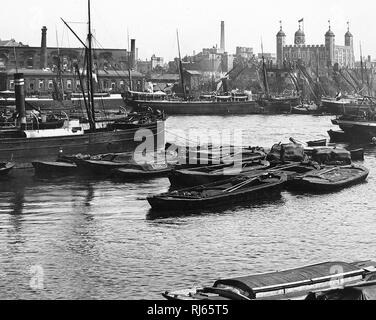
[[220, 21, 225, 51], [40, 26, 48, 69], [130, 39, 136, 69]]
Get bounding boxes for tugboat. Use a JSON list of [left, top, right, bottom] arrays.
[[0, 0, 165, 172]]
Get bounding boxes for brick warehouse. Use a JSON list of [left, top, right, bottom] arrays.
[[0, 26, 144, 95]]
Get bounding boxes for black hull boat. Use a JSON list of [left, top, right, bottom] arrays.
[[349, 148, 365, 161], [328, 129, 349, 142], [124, 91, 261, 115], [306, 139, 327, 147], [32, 161, 78, 177], [112, 163, 173, 181], [147, 172, 287, 212], [257, 96, 301, 114], [331, 116, 376, 142], [162, 261, 376, 300], [291, 104, 319, 115], [289, 164, 369, 192], [73, 158, 136, 176], [0, 162, 15, 177], [321, 97, 373, 115], [169, 160, 270, 188]]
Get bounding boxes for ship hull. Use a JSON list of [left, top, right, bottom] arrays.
[[332, 119, 376, 142], [321, 99, 372, 115], [257, 97, 301, 114], [0, 122, 165, 170], [125, 99, 262, 115]]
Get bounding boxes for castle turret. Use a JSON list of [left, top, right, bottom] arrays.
[[276, 21, 286, 68], [325, 21, 335, 67], [294, 22, 305, 45], [345, 22, 354, 67], [345, 22, 353, 47]]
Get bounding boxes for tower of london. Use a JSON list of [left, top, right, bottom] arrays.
[[276, 21, 355, 69]]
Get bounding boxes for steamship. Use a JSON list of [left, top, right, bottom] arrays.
[[124, 90, 262, 115], [0, 1, 165, 171]]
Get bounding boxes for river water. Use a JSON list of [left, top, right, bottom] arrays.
[[0, 115, 375, 300]]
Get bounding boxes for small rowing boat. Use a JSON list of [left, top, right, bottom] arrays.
[[147, 172, 287, 212], [306, 139, 327, 147], [0, 162, 15, 177], [112, 162, 173, 180], [32, 161, 78, 177], [169, 160, 270, 188], [289, 164, 369, 192]]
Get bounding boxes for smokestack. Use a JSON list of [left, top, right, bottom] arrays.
[[14, 73, 26, 130], [130, 39, 136, 69], [40, 26, 48, 69], [220, 21, 225, 51]]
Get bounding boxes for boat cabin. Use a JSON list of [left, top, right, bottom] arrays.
[[126, 90, 168, 101]]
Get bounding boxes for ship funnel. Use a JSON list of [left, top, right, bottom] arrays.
[[14, 73, 26, 130]]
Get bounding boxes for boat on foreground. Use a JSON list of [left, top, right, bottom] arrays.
[[112, 162, 173, 181], [288, 164, 369, 192], [32, 161, 78, 177], [169, 159, 270, 188], [331, 114, 376, 142], [163, 261, 376, 300], [147, 172, 287, 212], [0, 162, 15, 177]]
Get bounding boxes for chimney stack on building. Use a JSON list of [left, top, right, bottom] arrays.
[[220, 21, 225, 51], [40, 26, 48, 69], [130, 39, 136, 69]]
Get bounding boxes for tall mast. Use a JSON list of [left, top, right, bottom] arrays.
[[176, 30, 187, 99], [56, 28, 64, 100], [261, 39, 270, 97], [87, 0, 96, 130], [360, 42, 364, 89]]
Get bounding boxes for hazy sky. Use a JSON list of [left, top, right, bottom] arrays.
[[1, 0, 374, 61]]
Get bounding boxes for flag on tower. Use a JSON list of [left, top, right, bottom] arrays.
[[298, 18, 304, 23]]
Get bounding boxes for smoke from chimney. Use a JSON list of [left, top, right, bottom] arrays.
[[40, 26, 48, 69]]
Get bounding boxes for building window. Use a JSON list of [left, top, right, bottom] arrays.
[[67, 80, 72, 90], [76, 81, 81, 90], [29, 82, 35, 91], [111, 82, 116, 90], [120, 80, 124, 88], [9, 80, 14, 90], [39, 80, 44, 89], [48, 80, 53, 90]]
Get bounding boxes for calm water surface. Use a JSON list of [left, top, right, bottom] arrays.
[[0, 115, 375, 300]]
